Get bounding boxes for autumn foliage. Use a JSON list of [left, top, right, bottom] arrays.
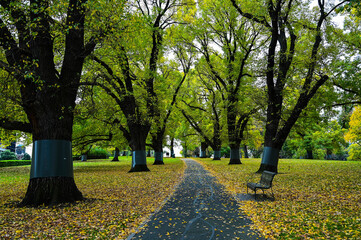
[[345, 106, 361, 160]]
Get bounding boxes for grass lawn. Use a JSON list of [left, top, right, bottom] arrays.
[[196, 158, 361, 240], [0, 157, 185, 239]]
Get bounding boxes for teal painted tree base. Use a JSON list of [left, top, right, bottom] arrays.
[[81, 154, 87, 162], [213, 150, 221, 160], [154, 152, 163, 165], [257, 147, 280, 173], [229, 149, 240, 164], [129, 164, 150, 172], [228, 158, 242, 164], [153, 160, 164, 165], [31, 140, 73, 178], [18, 176, 83, 207]]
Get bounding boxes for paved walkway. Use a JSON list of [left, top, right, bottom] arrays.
[[127, 159, 264, 240]]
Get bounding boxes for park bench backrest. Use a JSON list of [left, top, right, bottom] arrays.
[[260, 171, 277, 187]]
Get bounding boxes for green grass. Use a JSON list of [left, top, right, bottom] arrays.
[[0, 157, 184, 239], [196, 158, 361, 240]]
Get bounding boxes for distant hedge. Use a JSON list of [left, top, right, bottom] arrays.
[[0, 160, 31, 167], [74, 147, 111, 160]]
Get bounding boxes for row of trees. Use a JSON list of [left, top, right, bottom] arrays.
[[0, 0, 360, 206]]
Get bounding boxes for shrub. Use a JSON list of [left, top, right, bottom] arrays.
[[347, 144, 361, 161], [221, 146, 230, 158], [22, 153, 31, 160], [0, 150, 17, 160], [87, 147, 111, 159]]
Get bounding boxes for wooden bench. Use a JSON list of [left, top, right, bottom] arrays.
[[247, 171, 277, 199]]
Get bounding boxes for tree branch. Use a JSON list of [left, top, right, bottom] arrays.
[[0, 118, 32, 133], [230, 0, 271, 28]]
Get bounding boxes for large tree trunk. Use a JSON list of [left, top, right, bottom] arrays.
[[229, 145, 241, 164], [0, 0, 96, 206], [243, 145, 249, 158], [257, 146, 280, 173], [19, 177, 83, 207], [20, 104, 83, 206], [183, 143, 188, 157], [170, 137, 175, 158], [128, 125, 150, 172], [227, 100, 242, 165], [200, 141, 208, 158], [153, 142, 164, 165], [112, 147, 120, 161], [151, 130, 165, 165], [212, 121, 222, 160], [250, 1, 329, 173], [154, 151, 164, 165], [213, 149, 221, 160]]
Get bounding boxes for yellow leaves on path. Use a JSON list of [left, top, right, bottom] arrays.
[[197, 158, 361, 240], [0, 158, 185, 239]]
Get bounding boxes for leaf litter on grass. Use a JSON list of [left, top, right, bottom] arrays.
[[0, 158, 185, 239], [196, 158, 361, 240]]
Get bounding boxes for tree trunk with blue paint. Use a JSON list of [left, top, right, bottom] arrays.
[[229, 0, 331, 173], [150, 127, 166, 165], [0, 0, 95, 206], [200, 141, 208, 158], [128, 125, 150, 172]]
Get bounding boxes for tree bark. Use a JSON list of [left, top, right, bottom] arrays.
[[213, 149, 221, 160], [0, 0, 96, 206], [170, 137, 175, 158], [229, 0, 332, 173], [183, 144, 188, 157], [153, 151, 164, 165], [18, 177, 83, 207], [243, 145, 249, 158], [112, 147, 120, 161], [128, 124, 150, 172], [152, 137, 164, 165], [229, 148, 241, 164], [200, 141, 208, 158], [150, 128, 166, 165], [257, 146, 280, 173]]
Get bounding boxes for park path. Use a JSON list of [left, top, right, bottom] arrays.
[[127, 159, 264, 240]]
